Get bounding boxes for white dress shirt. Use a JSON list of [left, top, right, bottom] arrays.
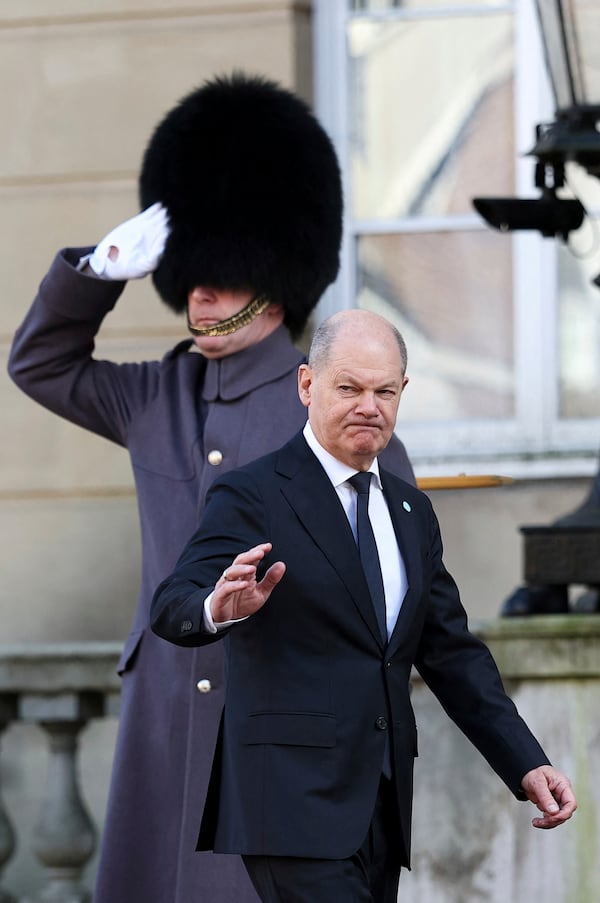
[[303, 422, 407, 639]]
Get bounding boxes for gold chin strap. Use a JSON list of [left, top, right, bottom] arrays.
[[187, 293, 271, 338]]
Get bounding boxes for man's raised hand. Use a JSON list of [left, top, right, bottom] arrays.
[[211, 543, 286, 624]]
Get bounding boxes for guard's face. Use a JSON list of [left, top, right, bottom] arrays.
[[187, 287, 283, 358], [298, 325, 408, 470]]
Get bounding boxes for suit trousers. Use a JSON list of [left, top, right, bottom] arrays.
[[242, 775, 402, 903]]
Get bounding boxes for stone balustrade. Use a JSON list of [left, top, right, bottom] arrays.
[[0, 619, 598, 902], [0, 643, 121, 903]]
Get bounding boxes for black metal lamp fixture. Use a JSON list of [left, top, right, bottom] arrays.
[[473, 0, 600, 243], [488, 2, 600, 616]]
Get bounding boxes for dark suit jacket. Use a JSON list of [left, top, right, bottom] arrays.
[[151, 432, 549, 868]]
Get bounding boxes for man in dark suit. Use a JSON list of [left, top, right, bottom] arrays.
[[151, 309, 577, 903]]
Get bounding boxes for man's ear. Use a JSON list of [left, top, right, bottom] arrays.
[[297, 364, 312, 408]]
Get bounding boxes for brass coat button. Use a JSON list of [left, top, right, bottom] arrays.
[[196, 679, 212, 694], [207, 449, 223, 466]]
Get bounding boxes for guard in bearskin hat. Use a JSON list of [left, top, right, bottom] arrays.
[[9, 72, 414, 903]]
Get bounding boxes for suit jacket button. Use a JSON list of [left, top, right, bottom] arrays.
[[207, 449, 223, 466], [375, 716, 388, 731], [196, 679, 212, 694]]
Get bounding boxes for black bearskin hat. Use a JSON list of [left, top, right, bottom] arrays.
[[139, 72, 343, 338]]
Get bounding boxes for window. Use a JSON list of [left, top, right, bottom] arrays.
[[314, 0, 600, 475]]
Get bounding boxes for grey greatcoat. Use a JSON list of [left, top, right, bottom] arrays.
[[8, 248, 416, 903]]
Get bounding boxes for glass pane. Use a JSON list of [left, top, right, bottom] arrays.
[[535, 0, 600, 109], [570, 0, 600, 102], [349, 1, 505, 9], [348, 15, 515, 219], [558, 241, 600, 418], [356, 230, 514, 421], [534, 0, 581, 107]]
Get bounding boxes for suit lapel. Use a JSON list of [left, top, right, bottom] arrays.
[[380, 470, 424, 652], [276, 435, 385, 649]]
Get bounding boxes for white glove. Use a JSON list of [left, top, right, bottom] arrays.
[[89, 202, 170, 280]]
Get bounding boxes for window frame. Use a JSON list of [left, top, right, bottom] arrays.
[[313, 0, 599, 477]]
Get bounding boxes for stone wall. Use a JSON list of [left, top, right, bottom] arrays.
[[0, 0, 313, 646]]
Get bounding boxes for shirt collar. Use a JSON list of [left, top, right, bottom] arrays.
[[303, 422, 382, 490]]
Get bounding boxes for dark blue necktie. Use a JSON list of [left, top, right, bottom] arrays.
[[349, 472, 392, 777], [349, 472, 387, 643]]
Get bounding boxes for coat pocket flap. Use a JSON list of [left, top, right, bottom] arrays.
[[241, 712, 336, 748]]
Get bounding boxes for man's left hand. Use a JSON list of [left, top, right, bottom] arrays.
[[521, 765, 577, 828]]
